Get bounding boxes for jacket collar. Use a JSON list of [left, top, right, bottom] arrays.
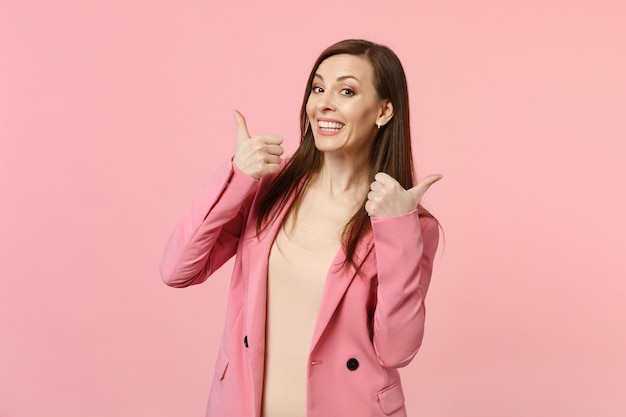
[[244, 201, 374, 355]]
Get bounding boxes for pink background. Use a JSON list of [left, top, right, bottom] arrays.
[[1, 0, 625, 416]]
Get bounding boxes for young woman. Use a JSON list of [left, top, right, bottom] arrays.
[[161, 39, 441, 417]]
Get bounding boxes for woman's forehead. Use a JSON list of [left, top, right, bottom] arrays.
[[315, 54, 374, 83]]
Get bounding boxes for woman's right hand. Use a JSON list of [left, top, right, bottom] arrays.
[[232, 110, 284, 179]]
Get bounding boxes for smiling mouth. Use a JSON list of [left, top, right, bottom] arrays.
[[318, 121, 345, 132]]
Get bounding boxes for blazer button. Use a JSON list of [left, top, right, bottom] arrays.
[[346, 358, 359, 371], [244, 335, 248, 348]]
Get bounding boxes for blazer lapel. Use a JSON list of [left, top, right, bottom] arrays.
[[241, 195, 296, 416], [309, 231, 374, 352], [243, 201, 293, 352]]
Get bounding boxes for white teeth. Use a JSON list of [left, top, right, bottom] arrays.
[[318, 121, 344, 130]]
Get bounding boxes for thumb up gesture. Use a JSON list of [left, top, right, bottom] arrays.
[[365, 172, 442, 218], [232, 110, 284, 179]]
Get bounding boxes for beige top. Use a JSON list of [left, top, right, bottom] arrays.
[[261, 226, 338, 417]]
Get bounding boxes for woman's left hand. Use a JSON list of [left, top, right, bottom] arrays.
[[365, 172, 442, 218]]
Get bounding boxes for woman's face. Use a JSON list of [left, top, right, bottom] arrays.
[[306, 54, 387, 160]]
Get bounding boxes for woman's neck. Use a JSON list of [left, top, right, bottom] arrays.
[[312, 152, 370, 199]]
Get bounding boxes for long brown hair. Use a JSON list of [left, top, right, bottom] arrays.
[[256, 39, 434, 268]]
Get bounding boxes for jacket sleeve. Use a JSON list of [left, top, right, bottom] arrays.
[[370, 210, 439, 368], [160, 161, 260, 288]]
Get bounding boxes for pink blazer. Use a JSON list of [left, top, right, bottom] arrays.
[[160, 161, 439, 417]]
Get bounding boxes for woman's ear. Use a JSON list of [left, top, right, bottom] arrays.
[[376, 100, 394, 127]]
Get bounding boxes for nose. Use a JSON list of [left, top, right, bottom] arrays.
[[316, 91, 335, 112]]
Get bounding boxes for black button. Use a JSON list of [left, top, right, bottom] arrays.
[[244, 336, 248, 348], [346, 358, 359, 371]]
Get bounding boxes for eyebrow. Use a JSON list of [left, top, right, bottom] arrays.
[[314, 73, 360, 83]]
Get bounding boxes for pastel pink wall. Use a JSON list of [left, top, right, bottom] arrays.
[[1, 0, 625, 416]]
